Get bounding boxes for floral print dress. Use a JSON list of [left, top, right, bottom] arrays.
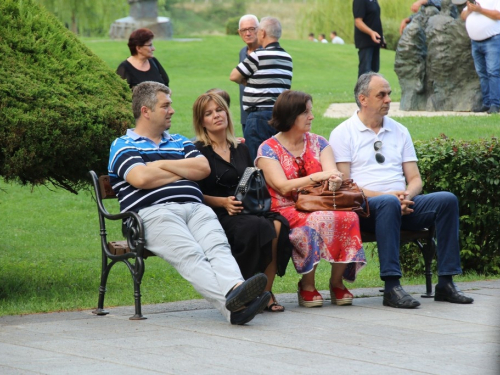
[[257, 133, 366, 282]]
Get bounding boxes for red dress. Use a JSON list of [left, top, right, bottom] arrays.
[[257, 133, 366, 281]]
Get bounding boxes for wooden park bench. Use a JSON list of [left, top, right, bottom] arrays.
[[89, 170, 155, 320], [89, 170, 436, 320], [361, 228, 436, 298]]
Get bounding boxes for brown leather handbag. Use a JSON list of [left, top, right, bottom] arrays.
[[294, 179, 370, 217]]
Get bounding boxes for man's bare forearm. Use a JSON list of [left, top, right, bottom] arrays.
[[149, 157, 210, 181]]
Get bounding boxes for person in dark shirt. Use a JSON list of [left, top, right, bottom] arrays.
[[116, 28, 169, 89], [353, 0, 384, 77], [193, 92, 292, 313], [108, 81, 271, 325]]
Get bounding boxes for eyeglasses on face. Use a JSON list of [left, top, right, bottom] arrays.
[[295, 156, 307, 177], [374, 140, 385, 164], [142, 43, 153, 48], [239, 27, 257, 33]]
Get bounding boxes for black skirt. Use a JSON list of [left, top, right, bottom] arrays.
[[218, 211, 291, 279]]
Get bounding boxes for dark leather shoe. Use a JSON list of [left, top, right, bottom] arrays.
[[230, 292, 271, 325], [383, 285, 421, 308], [225, 274, 267, 312], [434, 282, 474, 304], [473, 105, 490, 113], [487, 105, 499, 114]]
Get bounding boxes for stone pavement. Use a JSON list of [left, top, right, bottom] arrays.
[[324, 102, 489, 118], [1, 280, 499, 374]]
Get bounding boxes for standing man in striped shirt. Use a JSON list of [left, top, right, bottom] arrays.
[[108, 81, 271, 325], [237, 14, 260, 134], [230, 16, 293, 161]]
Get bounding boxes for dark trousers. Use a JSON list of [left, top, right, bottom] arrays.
[[360, 192, 463, 280], [243, 110, 276, 161], [358, 46, 380, 77]]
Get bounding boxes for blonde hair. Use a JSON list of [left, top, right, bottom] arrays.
[[192, 93, 238, 148]]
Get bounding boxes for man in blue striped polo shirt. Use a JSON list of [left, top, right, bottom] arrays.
[[230, 16, 293, 161], [108, 81, 270, 325]]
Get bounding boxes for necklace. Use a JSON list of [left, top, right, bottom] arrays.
[[213, 142, 229, 153]]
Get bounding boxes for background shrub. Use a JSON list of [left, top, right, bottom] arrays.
[[226, 16, 240, 36], [401, 136, 500, 275], [0, 0, 133, 193]]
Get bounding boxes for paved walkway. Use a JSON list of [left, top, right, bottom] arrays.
[[1, 280, 499, 374], [324, 102, 489, 118]]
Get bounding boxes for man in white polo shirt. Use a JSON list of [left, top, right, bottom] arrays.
[[461, 0, 500, 114], [329, 72, 474, 309]]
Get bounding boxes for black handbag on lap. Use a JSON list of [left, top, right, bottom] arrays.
[[234, 167, 271, 214]]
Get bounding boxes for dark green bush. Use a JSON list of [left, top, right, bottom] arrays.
[[0, 0, 133, 193], [226, 17, 240, 36], [400, 136, 500, 275]]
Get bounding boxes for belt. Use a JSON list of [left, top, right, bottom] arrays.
[[246, 107, 273, 113], [476, 34, 499, 42]]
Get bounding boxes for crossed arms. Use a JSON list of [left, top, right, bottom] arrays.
[[126, 157, 210, 190]]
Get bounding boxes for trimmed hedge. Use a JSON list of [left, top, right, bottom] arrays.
[[226, 16, 240, 36], [0, 0, 133, 193], [401, 136, 500, 275]]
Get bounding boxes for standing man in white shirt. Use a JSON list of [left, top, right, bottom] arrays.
[[461, 0, 500, 114]]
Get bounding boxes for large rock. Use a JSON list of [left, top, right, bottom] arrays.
[[395, 0, 482, 111]]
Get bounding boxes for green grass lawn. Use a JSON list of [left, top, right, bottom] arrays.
[[0, 35, 497, 317]]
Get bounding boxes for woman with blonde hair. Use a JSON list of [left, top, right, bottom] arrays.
[[193, 92, 292, 312]]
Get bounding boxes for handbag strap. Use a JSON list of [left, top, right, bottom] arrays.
[[235, 167, 258, 194]]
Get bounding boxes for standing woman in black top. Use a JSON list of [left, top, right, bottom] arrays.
[[116, 28, 170, 89], [193, 92, 292, 313]]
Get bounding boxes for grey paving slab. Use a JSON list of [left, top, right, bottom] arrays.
[[0, 281, 499, 374]]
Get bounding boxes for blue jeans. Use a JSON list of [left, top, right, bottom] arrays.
[[243, 110, 277, 161], [360, 192, 463, 280], [358, 46, 380, 77], [471, 34, 500, 108]]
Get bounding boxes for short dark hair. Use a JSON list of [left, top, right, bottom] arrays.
[[269, 90, 313, 132], [206, 88, 231, 107], [127, 28, 155, 56], [132, 81, 171, 120]]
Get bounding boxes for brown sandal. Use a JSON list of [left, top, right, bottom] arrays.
[[264, 292, 285, 312]]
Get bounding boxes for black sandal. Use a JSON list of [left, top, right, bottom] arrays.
[[264, 292, 285, 312]]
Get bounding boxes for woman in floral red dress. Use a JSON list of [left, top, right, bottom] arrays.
[[256, 90, 366, 308]]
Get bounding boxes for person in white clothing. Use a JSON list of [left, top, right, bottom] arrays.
[[330, 31, 345, 44], [318, 33, 329, 43], [461, 0, 500, 114], [329, 72, 474, 309]]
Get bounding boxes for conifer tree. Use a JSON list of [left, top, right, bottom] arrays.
[[0, 0, 133, 193]]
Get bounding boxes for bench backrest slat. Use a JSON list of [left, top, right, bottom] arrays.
[[98, 175, 117, 199]]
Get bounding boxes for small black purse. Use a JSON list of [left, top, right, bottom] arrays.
[[234, 167, 271, 215]]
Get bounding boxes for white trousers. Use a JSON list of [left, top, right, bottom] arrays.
[[139, 203, 244, 321]]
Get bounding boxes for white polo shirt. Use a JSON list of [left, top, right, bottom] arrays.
[[464, 0, 500, 41], [329, 112, 418, 193]]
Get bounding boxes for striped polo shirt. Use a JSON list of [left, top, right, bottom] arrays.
[[108, 129, 205, 213], [236, 42, 293, 111]]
